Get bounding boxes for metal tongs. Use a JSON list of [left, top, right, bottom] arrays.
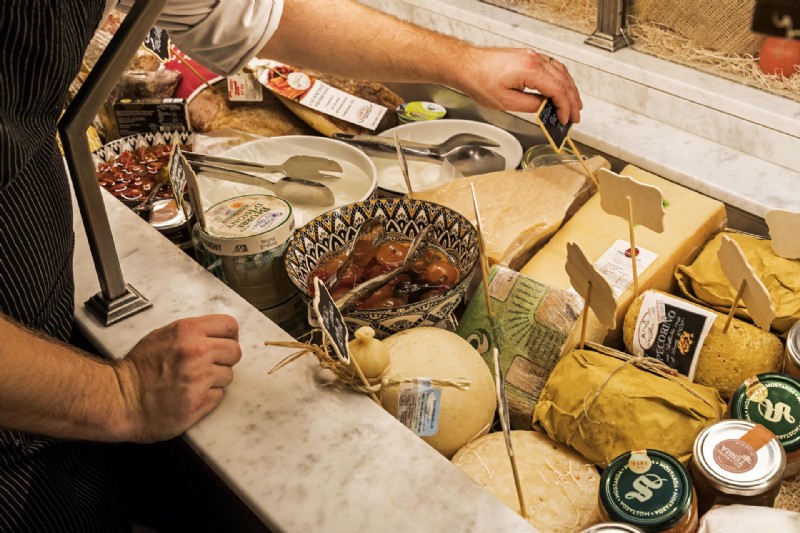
[[182, 151, 343, 206]]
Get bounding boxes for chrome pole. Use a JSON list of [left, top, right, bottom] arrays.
[[585, 0, 631, 52], [59, 0, 167, 325]]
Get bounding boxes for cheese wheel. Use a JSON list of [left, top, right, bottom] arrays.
[[452, 431, 602, 532], [521, 164, 727, 347], [623, 290, 783, 399], [381, 328, 495, 458]]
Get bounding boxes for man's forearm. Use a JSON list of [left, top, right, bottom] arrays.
[[261, 0, 469, 88], [0, 315, 130, 441]]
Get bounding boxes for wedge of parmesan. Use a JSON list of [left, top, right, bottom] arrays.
[[415, 157, 607, 270]]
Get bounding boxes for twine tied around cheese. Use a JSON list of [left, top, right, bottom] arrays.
[[564, 347, 717, 448], [265, 336, 471, 398]]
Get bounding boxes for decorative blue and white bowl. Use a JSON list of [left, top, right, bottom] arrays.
[[285, 197, 479, 338]]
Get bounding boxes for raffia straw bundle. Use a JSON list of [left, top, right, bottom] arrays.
[[480, 0, 596, 34], [777, 473, 800, 513]]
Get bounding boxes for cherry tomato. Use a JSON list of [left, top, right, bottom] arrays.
[[423, 261, 460, 285], [759, 37, 800, 77], [375, 241, 410, 268]]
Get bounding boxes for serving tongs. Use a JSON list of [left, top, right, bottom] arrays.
[[182, 152, 343, 206]]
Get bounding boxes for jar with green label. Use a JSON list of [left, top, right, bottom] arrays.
[[728, 373, 800, 478], [599, 449, 698, 532], [691, 420, 785, 516]]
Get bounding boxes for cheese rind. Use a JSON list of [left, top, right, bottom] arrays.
[[415, 157, 607, 270], [452, 430, 602, 533], [520, 165, 727, 346]]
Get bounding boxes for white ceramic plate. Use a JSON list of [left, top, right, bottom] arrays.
[[375, 119, 523, 194], [197, 136, 377, 227]]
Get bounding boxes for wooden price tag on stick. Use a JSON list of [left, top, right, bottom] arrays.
[[143, 27, 170, 61], [565, 242, 618, 348], [394, 133, 414, 198], [598, 169, 666, 296], [491, 347, 527, 519], [536, 98, 597, 186], [313, 278, 381, 404], [766, 209, 800, 259], [717, 235, 776, 332]]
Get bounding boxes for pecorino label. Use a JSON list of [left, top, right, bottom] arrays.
[[632, 291, 716, 380]]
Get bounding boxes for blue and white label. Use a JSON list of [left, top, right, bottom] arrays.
[[397, 379, 441, 437]]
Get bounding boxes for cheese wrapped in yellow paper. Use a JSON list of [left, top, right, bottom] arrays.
[[676, 231, 800, 333], [533, 344, 725, 467]]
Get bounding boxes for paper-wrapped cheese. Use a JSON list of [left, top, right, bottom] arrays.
[[698, 505, 800, 532], [676, 230, 800, 333], [452, 431, 602, 532], [533, 344, 726, 467], [457, 266, 581, 429], [380, 328, 495, 458], [415, 157, 606, 270], [521, 165, 726, 347], [623, 290, 783, 399]]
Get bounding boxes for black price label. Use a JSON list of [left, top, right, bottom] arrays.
[[143, 27, 170, 60], [753, 0, 800, 39], [313, 278, 350, 364], [168, 142, 187, 213], [536, 98, 571, 153]]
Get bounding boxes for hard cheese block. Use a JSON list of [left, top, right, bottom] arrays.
[[520, 165, 727, 346], [415, 157, 607, 270]]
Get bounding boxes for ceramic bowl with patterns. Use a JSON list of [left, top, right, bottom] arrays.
[[92, 131, 194, 206], [285, 198, 479, 338]]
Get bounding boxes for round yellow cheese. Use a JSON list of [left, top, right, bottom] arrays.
[[452, 431, 602, 532], [381, 327, 495, 458]]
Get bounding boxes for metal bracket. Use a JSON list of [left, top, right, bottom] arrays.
[[585, 0, 631, 52], [58, 0, 166, 325]]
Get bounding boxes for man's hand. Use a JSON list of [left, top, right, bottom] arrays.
[[458, 48, 583, 125], [113, 315, 242, 443]]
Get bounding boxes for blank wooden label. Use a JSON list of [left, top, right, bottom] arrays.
[[565, 242, 617, 330], [717, 235, 776, 331], [598, 169, 665, 233], [766, 209, 800, 259]]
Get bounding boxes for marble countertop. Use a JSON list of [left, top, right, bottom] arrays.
[[73, 191, 535, 532]]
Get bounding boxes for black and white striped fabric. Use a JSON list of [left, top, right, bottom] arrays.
[[1, 1, 129, 530]]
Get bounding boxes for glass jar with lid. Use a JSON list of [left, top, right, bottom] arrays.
[[691, 419, 785, 515], [728, 373, 800, 478], [598, 449, 698, 532], [783, 320, 800, 381], [580, 523, 646, 532]]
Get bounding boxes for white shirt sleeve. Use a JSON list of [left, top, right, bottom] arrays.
[[114, 0, 283, 76]]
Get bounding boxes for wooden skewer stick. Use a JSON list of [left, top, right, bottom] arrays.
[[510, 449, 527, 518], [567, 137, 597, 187], [580, 280, 592, 350], [351, 357, 381, 404], [470, 184, 493, 319], [627, 196, 640, 297], [723, 279, 747, 334]]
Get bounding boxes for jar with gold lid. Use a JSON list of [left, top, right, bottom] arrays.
[[599, 450, 698, 532], [728, 373, 800, 478], [691, 420, 785, 515], [783, 320, 800, 381]]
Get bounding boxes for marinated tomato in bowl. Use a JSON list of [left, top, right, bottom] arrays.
[[95, 144, 175, 204], [309, 236, 461, 310]]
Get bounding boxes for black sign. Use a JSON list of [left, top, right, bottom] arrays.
[[753, 0, 800, 39], [537, 98, 571, 153], [313, 278, 350, 364], [114, 98, 190, 137], [143, 27, 170, 60]]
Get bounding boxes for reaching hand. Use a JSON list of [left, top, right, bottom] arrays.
[[456, 47, 583, 125], [113, 314, 242, 443]]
